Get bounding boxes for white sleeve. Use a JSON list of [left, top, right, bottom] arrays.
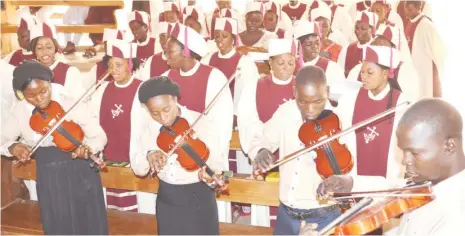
[[83, 64, 98, 90], [326, 61, 346, 85], [247, 105, 283, 160], [234, 56, 260, 115], [140, 55, 153, 81], [200, 53, 213, 66], [420, 20, 446, 80], [2, 51, 15, 64], [0, 105, 22, 157], [337, 45, 348, 71], [332, 7, 353, 42], [237, 78, 261, 155], [346, 63, 361, 82], [398, 61, 420, 102], [64, 66, 86, 101]]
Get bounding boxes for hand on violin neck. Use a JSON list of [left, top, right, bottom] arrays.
[[147, 150, 167, 173], [8, 143, 32, 163], [198, 166, 224, 185], [317, 175, 354, 198], [299, 221, 320, 236], [72, 145, 92, 159], [253, 148, 274, 173]]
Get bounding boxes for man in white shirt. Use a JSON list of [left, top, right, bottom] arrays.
[[300, 98, 465, 235]]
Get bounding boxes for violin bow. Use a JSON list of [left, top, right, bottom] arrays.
[[260, 101, 411, 172], [163, 68, 241, 160], [28, 72, 111, 157]]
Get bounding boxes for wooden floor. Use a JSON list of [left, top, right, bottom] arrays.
[[1, 200, 273, 235]]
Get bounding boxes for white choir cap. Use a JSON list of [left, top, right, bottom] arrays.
[[219, 8, 242, 21], [30, 21, 57, 40], [268, 38, 298, 57], [182, 6, 206, 29], [158, 22, 176, 35], [363, 45, 401, 78], [170, 23, 208, 57], [355, 10, 378, 28], [103, 28, 129, 42], [18, 14, 38, 30], [106, 39, 137, 59], [293, 20, 321, 39], [163, 1, 180, 13], [263, 2, 283, 19], [376, 24, 402, 50], [309, 2, 332, 22], [214, 17, 239, 35], [245, 1, 266, 15], [129, 10, 151, 27]]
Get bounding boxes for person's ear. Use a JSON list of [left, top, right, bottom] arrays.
[[444, 138, 458, 155]]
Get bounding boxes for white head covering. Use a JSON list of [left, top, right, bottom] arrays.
[[182, 6, 207, 37], [30, 21, 57, 40], [103, 28, 130, 42], [18, 14, 39, 30], [158, 22, 176, 35], [170, 23, 208, 57], [245, 1, 266, 15], [293, 20, 321, 39], [309, 2, 332, 22], [363, 45, 401, 77], [215, 17, 241, 46], [106, 39, 138, 59], [355, 10, 378, 28], [129, 10, 151, 32], [375, 24, 401, 50], [268, 38, 298, 57]]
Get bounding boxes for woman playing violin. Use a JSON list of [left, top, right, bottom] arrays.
[[0, 61, 108, 234], [304, 98, 465, 235], [131, 76, 223, 235]]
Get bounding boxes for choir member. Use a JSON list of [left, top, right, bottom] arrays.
[[88, 39, 156, 214], [320, 0, 353, 42], [261, 1, 293, 37], [393, 0, 432, 29], [338, 10, 378, 77], [309, 3, 346, 62], [29, 21, 85, 101], [370, 0, 404, 31], [140, 22, 174, 80], [239, 2, 278, 49], [403, 0, 445, 98], [310, 99, 465, 235], [161, 22, 234, 222], [347, 0, 372, 24], [159, 1, 182, 23], [183, 6, 209, 38], [3, 15, 36, 66], [1, 61, 108, 234], [129, 10, 159, 66], [281, 0, 308, 23], [294, 20, 345, 85], [334, 45, 409, 190], [248, 65, 341, 234], [131, 76, 223, 234], [62, 7, 90, 54], [206, 0, 243, 38]]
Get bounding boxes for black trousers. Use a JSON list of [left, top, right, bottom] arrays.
[[156, 180, 220, 235]]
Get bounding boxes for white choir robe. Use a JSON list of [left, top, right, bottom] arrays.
[[337, 39, 372, 73], [1, 61, 17, 126], [386, 11, 404, 33], [162, 62, 234, 222], [329, 29, 349, 47], [407, 13, 446, 99], [276, 11, 294, 32], [303, 56, 346, 84], [88, 77, 156, 214], [330, 3, 354, 42], [2, 49, 34, 65], [49, 60, 86, 102], [347, 1, 371, 24], [392, 0, 433, 20], [206, 39, 219, 54], [334, 84, 408, 192], [0, 84, 107, 202], [205, 9, 245, 38], [385, 169, 465, 235]]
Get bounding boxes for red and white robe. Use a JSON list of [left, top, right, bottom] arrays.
[[162, 62, 234, 222], [281, 2, 308, 23], [348, 0, 371, 24], [140, 52, 170, 81], [328, 2, 353, 42], [335, 84, 408, 192], [302, 56, 346, 84], [134, 36, 160, 67], [393, 0, 433, 29], [3, 49, 36, 67], [84, 61, 113, 90], [48, 60, 85, 101], [404, 13, 445, 98], [337, 40, 372, 77]]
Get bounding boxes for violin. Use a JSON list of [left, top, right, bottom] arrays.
[[298, 111, 353, 178], [29, 101, 106, 170], [157, 116, 230, 197], [319, 182, 435, 235]]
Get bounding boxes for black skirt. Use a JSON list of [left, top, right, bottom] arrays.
[[35, 146, 108, 235], [156, 180, 219, 235]]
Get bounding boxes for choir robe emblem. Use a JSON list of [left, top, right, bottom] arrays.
[[352, 88, 400, 177], [167, 64, 213, 113], [99, 78, 143, 212], [208, 51, 242, 98], [52, 62, 71, 86], [344, 43, 364, 77], [405, 15, 430, 52], [135, 37, 157, 64], [8, 50, 36, 67], [148, 53, 170, 78], [282, 3, 307, 22]]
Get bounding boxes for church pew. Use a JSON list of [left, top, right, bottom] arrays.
[[1, 23, 117, 34], [9, 0, 124, 7]]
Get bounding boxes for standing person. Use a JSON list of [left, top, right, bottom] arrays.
[[320, 0, 353, 42], [158, 1, 182, 23], [183, 6, 209, 39], [29, 22, 85, 103], [304, 98, 465, 235], [248, 65, 342, 235], [131, 76, 224, 235], [403, 0, 445, 98], [2, 15, 37, 66], [262, 1, 293, 38], [281, 0, 308, 23], [206, 0, 243, 39], [370, 0, 404, 31], [347, 0, 372, 24], [129, 10, 159, 66], [239, 1, 278, 49], [140, 22, 173, 80], [1, 61, 108, 234], [338, 10, 378, 77], [393, 0, 432, 29], [161, 22, 234, 222], [89, 39, 155, 214]]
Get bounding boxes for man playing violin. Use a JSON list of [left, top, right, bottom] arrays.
[[303, 98, 465, 235], [0, 61, 108, 234], [249, 65, 341, 235], [131, 76, 224, 235]]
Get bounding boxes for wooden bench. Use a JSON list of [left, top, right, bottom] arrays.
[[1, 23, 117, 34], [9, 0, 124, 7], [1, 161, 277, 235]]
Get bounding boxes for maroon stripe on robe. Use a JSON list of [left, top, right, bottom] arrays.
[[404, 15, 428, 53], [208, 51, 242, 98], [52, 62, 71, 86], [276, 28, 286, 39], [344, 43, 363, 77], [106, 188, 138, 212], [148, 53, 170, 78], [167, 64, 213, 113], [352, 88, 400, 177], [315, 57, 330, 72], [8, 50, 36, 67], [282, 3, 307, 21], [135, 37, 157, 64]]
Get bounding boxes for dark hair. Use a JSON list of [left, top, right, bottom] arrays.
[[298, 33, 319, 44], [138, 76, 180, 103], [12, 60, 53, 97], [30, 36, 60, 55], [1, 0, 4, 11], [378, 64, 402, 92], [405, 0, 423, 8], [107, 56, 141, 72], [170, 36, 202, 61]]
